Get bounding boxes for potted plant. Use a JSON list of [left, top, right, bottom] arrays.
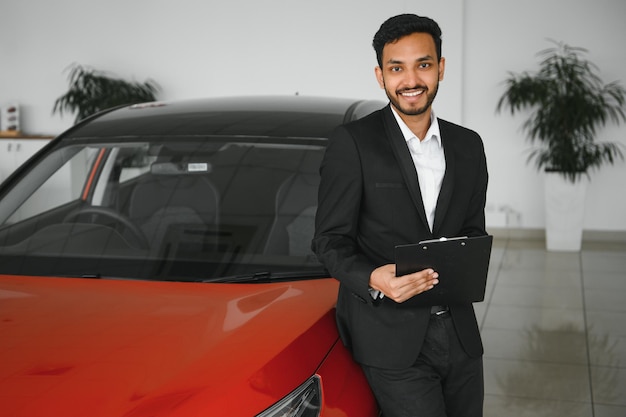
[[496, 41, 626, 251], [53, 64, 160, 124]]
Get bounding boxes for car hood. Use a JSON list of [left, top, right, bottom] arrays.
[[0, 274, 340, 417]]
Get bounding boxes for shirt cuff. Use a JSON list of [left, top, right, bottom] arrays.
[[368, 288, 384, 300]]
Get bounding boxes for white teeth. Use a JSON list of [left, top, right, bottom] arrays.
[[401, 91, 424, 97]]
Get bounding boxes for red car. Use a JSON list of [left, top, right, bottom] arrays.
[[0, 96, 383, 417]]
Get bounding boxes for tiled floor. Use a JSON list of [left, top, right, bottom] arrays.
[[476, 238, 626, 417]]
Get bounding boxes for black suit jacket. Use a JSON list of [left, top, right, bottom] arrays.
[[312, 105, 488, 369]]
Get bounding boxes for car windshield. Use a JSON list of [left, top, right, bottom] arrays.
[[0, 136, 327, 282]]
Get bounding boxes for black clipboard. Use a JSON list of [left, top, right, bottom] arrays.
[[394, 235, 493, 306]]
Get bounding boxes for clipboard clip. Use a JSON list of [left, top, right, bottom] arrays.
[[418, 236, 468, 247]]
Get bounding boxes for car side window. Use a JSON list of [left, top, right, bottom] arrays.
[[4, 147, 99, 224]]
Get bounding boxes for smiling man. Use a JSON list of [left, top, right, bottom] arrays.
[[375, 31, 443, 124], [313, 14, 488, 417]]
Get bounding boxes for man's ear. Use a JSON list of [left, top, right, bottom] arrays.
[[375, 66, 385, 89], [438, 57, 446, 81]]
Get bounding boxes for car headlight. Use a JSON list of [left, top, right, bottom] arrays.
[[255, 375, 322, 417]]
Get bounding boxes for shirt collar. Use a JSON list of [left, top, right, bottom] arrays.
[[390, 107, 442, 148]]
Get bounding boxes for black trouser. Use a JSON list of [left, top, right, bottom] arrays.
[[361, 313, 484, 417]]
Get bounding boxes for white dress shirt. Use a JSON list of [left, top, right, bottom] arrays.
[[369, 109, 447, 300], [390, 108, 446, 232]]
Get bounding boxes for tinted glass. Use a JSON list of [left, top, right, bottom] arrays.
[[0, 137, 326, 281]]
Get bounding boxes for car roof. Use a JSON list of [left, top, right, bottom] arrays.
[[63, 96, 385, 140]]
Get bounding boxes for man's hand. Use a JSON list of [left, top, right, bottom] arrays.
[[369, 264, 439, 303]]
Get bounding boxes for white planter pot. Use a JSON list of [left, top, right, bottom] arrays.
[[543, 172, 588, 251]]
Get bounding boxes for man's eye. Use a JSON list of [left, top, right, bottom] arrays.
[[419, 63, 431, 69], [390, 67, 402, 72]]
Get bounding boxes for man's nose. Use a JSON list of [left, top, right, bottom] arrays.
[[404, 69, 422, 87]]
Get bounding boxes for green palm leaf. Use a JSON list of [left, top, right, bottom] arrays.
[[496, 41, 625, 183], [53, 64, 160, 124]]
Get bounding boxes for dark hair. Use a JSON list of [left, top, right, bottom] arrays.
[[373, 14, 442, 66]]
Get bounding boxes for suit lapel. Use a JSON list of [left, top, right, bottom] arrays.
[[381, 106, 430, 232], [433, 120, 455, 234]]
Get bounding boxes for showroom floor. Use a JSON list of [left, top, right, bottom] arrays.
[[477, 237, 626, 417]]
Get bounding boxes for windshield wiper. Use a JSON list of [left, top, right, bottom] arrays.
[[202, 269, 330, 283]]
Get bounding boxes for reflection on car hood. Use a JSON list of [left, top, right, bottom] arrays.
[[0, 275, 339, 417]]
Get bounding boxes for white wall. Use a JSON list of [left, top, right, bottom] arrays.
[[464, 0, 626, 232], [0, 0, 464, 129], [1, 0, 625, 233]]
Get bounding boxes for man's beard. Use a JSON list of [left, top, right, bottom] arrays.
[[385, 82, 439, 116]]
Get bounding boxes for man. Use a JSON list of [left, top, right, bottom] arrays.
[[312, 14, 488, 417]]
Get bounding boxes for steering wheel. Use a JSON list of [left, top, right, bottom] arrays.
[[63, 206, 149, 250]]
